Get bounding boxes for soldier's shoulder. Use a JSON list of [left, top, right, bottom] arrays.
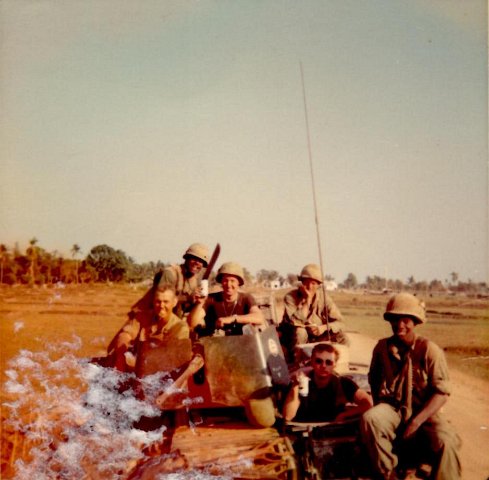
[[284, 288, 299, 300]]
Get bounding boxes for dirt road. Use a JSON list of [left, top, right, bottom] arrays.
[[446, 369, 489, 480]]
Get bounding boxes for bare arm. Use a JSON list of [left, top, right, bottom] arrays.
[[187, 299, 207, 331], [282, 384, 301, 421], [403, 393, 448, 439], [217, 305, 265, 329], [335, 388, 373, 421]]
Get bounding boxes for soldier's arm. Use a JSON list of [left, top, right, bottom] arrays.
[[326, 295, 343, 322], [218, 304, 265, 328], [282, 384, 301, 421], [335, 388, 373, 421], [404, 342, 451, 438], [111, 318, 142, 372], [187, 297, 207, 331], [403, 393, 448, 439], [283, 291, 308, 325], [368, 344, 383, 404]]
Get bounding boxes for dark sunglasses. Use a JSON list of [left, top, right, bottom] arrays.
[[313, 358, 335, 366]]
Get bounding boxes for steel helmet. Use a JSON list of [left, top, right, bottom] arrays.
[[384, 292, 426, 324], [216, 262, 245, 286], [298, 264, 323, 283], [183, 243, 209, 267]]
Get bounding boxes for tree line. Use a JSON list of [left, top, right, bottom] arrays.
[[0, 239, 487, 295], [0, 239, 164, 285]]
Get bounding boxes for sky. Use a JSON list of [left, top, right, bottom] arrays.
[[1, 0, 487, 284]]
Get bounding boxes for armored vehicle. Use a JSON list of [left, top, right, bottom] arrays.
[[125, 295, 376, 479]]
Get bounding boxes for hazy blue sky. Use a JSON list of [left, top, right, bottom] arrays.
[[1, 0, 487, 283]]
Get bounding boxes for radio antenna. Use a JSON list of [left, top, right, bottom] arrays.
[[300, 62, 330, 339]]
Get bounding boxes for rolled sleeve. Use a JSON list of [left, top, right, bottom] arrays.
[[426, 342, 451, 396]]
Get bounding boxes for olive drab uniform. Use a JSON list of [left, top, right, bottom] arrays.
[[104, 263, 198, 365], [104, 305, 189, 372], [280, 287, 348, 362], [361, 335, 461, 479]]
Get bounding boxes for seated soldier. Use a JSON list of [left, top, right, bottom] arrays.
[[106, 284, 189, 372], [283, 343, 372, 423], [188, 262, 265, 337], [361, 293, 461, 480], [280, 264, 348, 363], [155, 242, 209, 318], [104, 243, 207, 366]]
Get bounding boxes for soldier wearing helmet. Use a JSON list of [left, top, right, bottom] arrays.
[[102, 243, 208, 371], [156, 243, 209, 318], [279, 264, 348, 363], [188, 261, 265, 337], [361, 293, 461, 480], [102, 284, 189, 372]]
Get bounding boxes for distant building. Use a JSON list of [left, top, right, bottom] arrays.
[[263, 280, 291, 290], [324, 280, 338, 291]]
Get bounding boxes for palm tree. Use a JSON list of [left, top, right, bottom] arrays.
[[27, 237, 39, 285], [71, 244, 81, 284], [0, 244, 7, 284]]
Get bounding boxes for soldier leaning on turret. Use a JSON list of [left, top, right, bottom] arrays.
[[361, 293, 461, 480], [102, 243, 208, 371], [279, 264, 348, 363], [105, 284, 189, 372], [188, 262, 265, 337]]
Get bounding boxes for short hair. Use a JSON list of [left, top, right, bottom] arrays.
[[154, 283, 176, 296], [311, 343, 340, 362]]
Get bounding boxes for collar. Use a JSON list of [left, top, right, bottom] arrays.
[[152, 313, 179, 334], [388, 334, 418, 360]]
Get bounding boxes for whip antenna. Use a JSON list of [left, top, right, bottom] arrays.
[[300, 62, 330, 340]]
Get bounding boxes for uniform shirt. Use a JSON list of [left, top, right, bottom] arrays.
[[139, 313, 189, 343], [294, 373, 359, 422], [200, 291, 257, 336], [368, 335, 451, 417], [121, 311, 189, 345], [283, 287, 344, 332]]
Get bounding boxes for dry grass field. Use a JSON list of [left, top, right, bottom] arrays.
[[1, 284, 488, 479]]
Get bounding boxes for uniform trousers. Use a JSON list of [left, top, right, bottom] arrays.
[[360, 403, 461, 480]]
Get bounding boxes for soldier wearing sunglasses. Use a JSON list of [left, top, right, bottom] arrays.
[[283, 343, 372, 422]]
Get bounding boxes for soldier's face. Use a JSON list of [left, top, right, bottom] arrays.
[[311, 351, 336, 380], [185, 256, 205, 276], [301, 278, 320, 294], [154, 290, 177, 321], [221, 275, 240, 297], [389, 316, 416, 342]]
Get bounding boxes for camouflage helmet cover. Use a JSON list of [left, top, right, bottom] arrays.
[[384, 292, 426, 324], [183, 243, 209, 267], [216, 262, 245, 286], [298, 264, 323, 283]]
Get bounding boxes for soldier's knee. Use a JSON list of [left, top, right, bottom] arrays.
[[430, 428, 461, 454], [362, 404, 397, 433]]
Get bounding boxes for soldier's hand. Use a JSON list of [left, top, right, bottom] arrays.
[[307, 324, 327, 336], [402, 418, 422, 439], [216, 316, 233, 328], [192, 288, 207, 304]]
